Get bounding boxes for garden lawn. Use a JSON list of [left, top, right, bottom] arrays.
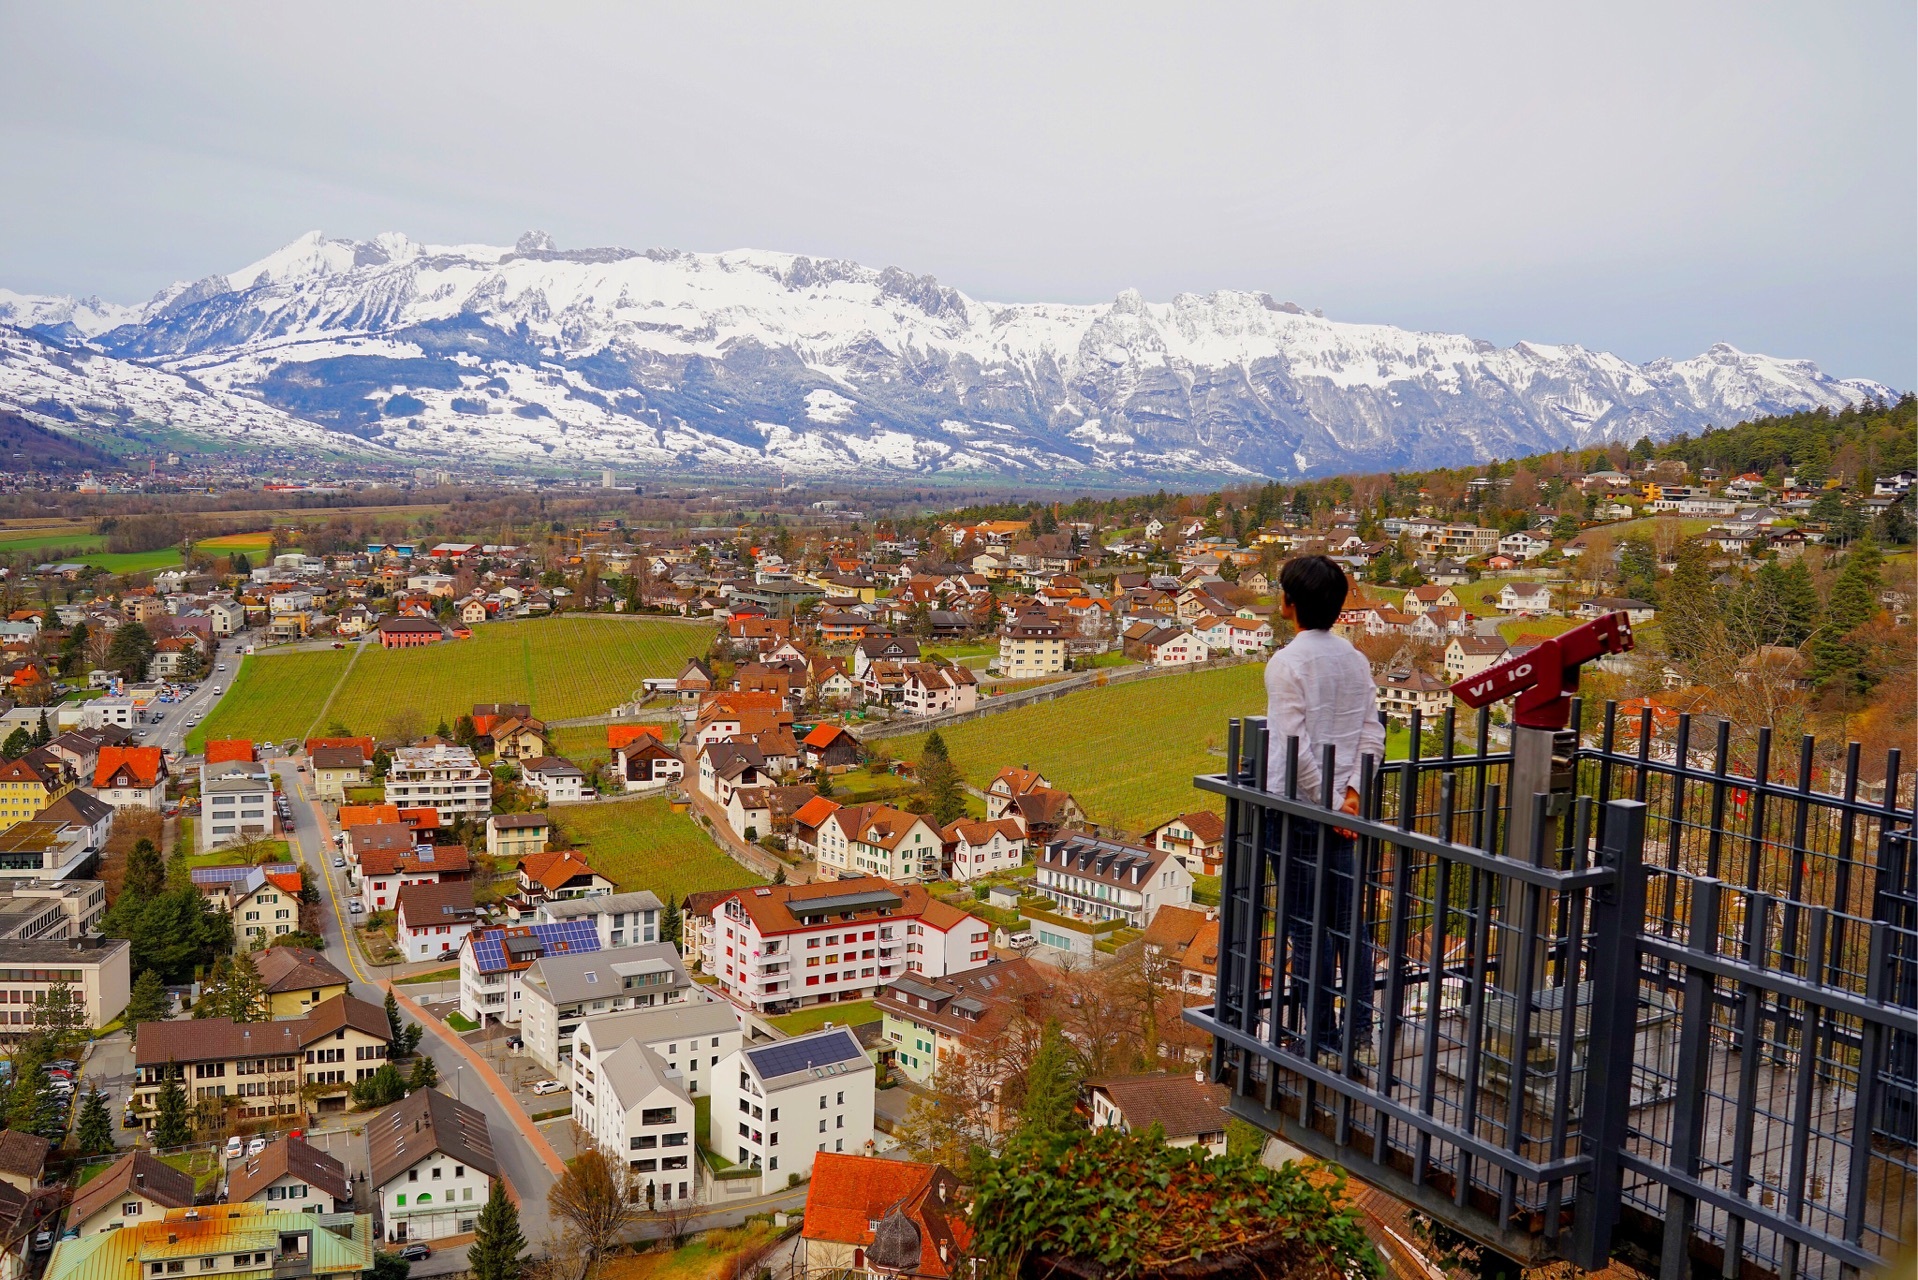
[[186, 649, 352, 752], [181, 839, 292, 875], [547, 797, 764, 902], [188, 617, 711, 749], [85, 547, 185, 574], [767, 999, 880, 1036]]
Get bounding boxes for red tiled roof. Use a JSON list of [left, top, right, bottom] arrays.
[[607, 723, 665, 750], [94, 745, 163, 789], [204, 739, 255, 764], [802, 723, 847, 750], [338, 804, 401, 828], [801, 1153, 971, 1276], [790, 795, 841, 829]]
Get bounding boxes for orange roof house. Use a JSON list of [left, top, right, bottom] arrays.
[[304, 735, 376, 759], [95, 746, 164, 790], [607, 723, 666, 751], [397, 807, 441, 831], [337, 803, 402, 829], [204, 740, 256, 765], [801, 1152, 972, 1277]]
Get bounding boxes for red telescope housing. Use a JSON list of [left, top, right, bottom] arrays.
[[1449, 610, 1635, 730]]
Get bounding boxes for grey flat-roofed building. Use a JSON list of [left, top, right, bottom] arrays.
[[535, 890, 664, 947], [519, 942, 697, 1073], [563, 996, 745, 1096]]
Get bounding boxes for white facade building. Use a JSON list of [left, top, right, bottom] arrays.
[[570, 1001, 744, 1100], [571, 1040, 697, 1204], [709, 1026, 875, 1181], [517, 943, 697, 1073], [369, 1088, 497, 1243], [385, 743, 492, 816]]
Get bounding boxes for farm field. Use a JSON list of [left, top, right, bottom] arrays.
[[196, 532, 276, 555], [890, 662, 1269, 834], [186, 649, 351, 752], [189, 617, 712, 748], [887, 661, 1436, 834], [84, 547, 185, 573], [0, 527, 105, 556], [547, 796, 764, 903]]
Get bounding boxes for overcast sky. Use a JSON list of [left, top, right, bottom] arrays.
[[0, 4, 1911, 385]]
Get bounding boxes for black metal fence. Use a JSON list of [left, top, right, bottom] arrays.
[[1186, 703, 1916, 1280]]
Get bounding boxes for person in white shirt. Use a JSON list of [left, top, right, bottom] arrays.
[[1264, 554, 1385, 1060]]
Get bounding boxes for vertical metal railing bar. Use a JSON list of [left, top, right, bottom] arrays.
[[1498, 791, 1551, 1231], [1213, 717, 1242, 1091], [1636, 704, 1654, 803], [1543, 794, 1594, 1249], [1660, 877, 1724, 1280], [1722, 893, 1772, 1278], [1264, 729, 1299, 1115], [1707, 720, 1733, 881], [1779, 906, 1830, 1280], [1339, 751, 1380, 1153], [1228, 718, 1259, 1099], [1413, 773, 1458, 1192], [1456, 781, 1502, 1212], [1572, 798, 1649, 1270], [1743, 727, 1774, 967], [1300, 742, 1339, 1128], [1840, 921, 1891, 1258], [1243, 721, 1272, 1110], [1820, 744, 1865, 1089], [1371, 725, 1422, 1169], [1663, 714, 1694, 941]]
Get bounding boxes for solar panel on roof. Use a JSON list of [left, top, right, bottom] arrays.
[[745, 1029, 863, 1080]]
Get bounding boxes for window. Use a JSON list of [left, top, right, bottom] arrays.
[[641, 1106, 676, 1126], [630, 1136, 656, 1150]]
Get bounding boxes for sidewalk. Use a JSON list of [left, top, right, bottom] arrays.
[[386, 983, 567, 1178]]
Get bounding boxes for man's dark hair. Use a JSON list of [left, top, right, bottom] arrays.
[[1279, 555, 1350, 630]]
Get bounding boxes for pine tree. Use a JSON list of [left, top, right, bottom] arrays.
[[1661, 542, 1719, 665], [661, 895, 682, 946], [123, 839, 165, 901], [125, 969, 170, 1037], [468, 1180, 527, 1280], [31, 979, 89, 1051], [1811, 540, 1885, 695], [385, 990, 406, 1042], [920, 750, 965, 828], [408, 1056, 439, 1091], [153, 1070, 191, 1147], [30, 712, 50, 748], [1015, 1020, 1083, 1143], [922, 730, 950, 762], [76, 1087, 113, 1154]]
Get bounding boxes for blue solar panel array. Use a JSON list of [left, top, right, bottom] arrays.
[[190, 863, 298, 886], [745, 1028, 863, 1081], [469, 919, 602, 973]]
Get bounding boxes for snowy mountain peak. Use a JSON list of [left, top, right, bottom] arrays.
[[0, 230, 1897, 478]]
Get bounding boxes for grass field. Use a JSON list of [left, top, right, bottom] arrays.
[[891, 663, 1269, 834], [196, 532, 275, 554], [548, 797, 764, 902], [1498, 616, 1582, 643], [0, 528, 105, 556], [189, 618, 712, 749], [769, 999, 879, 1036], [186, 649, 351, 752], [85, 547, 185, 573]]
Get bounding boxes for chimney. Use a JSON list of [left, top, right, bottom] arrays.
[[136, 1172, 145, 1187]]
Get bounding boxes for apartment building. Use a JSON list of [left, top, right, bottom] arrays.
[[997, 611, 1066, 679], [200, 763, 276, 851], [567, 1000, 743, 1097], [709, 1027, 875, 1181], [131, 995, 391, 1119], [457, 919, 600, 1027], [1417, 524, 1499, 561], [0, 880, 106, 941], [1035, 836, 1193, 928], [569, 1040, 696, 1204], [813, 804, 944, 883], [1375, 668, 1453, 723], [47, 1202, 373, 1280], [517, 943, 696, 1072], [875, 958, 1050, 1086], [384, 744, 491, 817], [707, 877, 989, 1013], [533, 890, 662, 948]]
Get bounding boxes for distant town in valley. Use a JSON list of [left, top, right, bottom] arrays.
[[0, 392, 1908, 1280]]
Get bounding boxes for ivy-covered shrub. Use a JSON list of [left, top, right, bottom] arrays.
[[969, 1127, 1382, 1279]]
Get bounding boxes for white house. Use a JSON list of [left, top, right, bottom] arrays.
[[570, 1039, 698, 1204], [385, 743, 492, 816], [518, 942, 697, 1073], [1375, 668, 1453, 724], [458, 920, 602, 1028], [709, 1026, 875, 1181], [394, 881, 480, 963], [225, 1136, 353, 1213], [1144, 629, 1209, 666], [1496, 581, 1556, 615], [369, 1088, 498, 1243], [814, 804, 945, 883], [1498, 531, 1551, 562], [899, 663, 978, 717], [199, 763, 276, 851], [940, 818, 1027, 883], [533, 891, 663, 949], [1034, 836, 1193, 928], [520, 756, 587, 804], [568, 999, 744, 1098]]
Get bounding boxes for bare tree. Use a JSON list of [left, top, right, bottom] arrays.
[[547, 1150, 641, 1279]]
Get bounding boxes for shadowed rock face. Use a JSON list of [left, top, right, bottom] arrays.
[[0, 232, 1894, 478]]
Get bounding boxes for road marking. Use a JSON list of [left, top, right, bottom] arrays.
[[285, 766, 374, 985]]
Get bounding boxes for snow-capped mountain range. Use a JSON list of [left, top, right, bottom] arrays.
[[0, 230, 1895, 479]]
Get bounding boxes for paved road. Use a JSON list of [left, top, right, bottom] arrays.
[[147, 631, 253, 756]]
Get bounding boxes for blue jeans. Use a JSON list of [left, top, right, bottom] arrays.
[[1264, 814, 1374, 1057]]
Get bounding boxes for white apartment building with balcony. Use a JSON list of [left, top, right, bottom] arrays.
[[707, 877, 989, 1013], [385, 743, 492, 816], [709, 1026, 875, 1181]]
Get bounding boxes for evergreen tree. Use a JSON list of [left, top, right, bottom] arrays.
[[123, 838, 165, 901], [349, 1064, 407, 1109], [815, 768, 833, 798], [919, 748, 966, 828], [105, 621, 155, 681], [1015, 1020, 1083, 1143], [1811, 540, 1885, 695], [408, 1055, 439, 1091], [922, 730, 949, 762], [153, 1070, 191, 1146], [0, 728, 27, 760], [31, 979, 89, 1051], [30, 712, 50, 748], [468, 1180, 527, 1280], [1661, 543, 1719, 664], [661, 895, 682, 946], [196, 952, 267, 1022], [434, 720, 452, 741], [1775, 559, 1822, 647], [384, 990, 406, 1042], [124, 969, 170, 1037], [76, 1087, 113, 1155], [1616, 537, 1660, 604], [231, 552, 251, 576]]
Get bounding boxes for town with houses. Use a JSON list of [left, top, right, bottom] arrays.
[[0, 407, 1909, 1280]]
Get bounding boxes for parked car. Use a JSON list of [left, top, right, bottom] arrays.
[[32, 1229, 52, 1252], [530, 1080, 565, 1096], [348, 902, 365, 914], [224, 1136, 243, 1159], [216, 664, 227, 672], [333, 857, 346, 868], [398, 1245, 431, 1262], [246, 1136, 266, 1156]]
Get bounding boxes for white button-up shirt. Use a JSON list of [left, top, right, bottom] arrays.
[[1263, 627, 1387, 805]]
